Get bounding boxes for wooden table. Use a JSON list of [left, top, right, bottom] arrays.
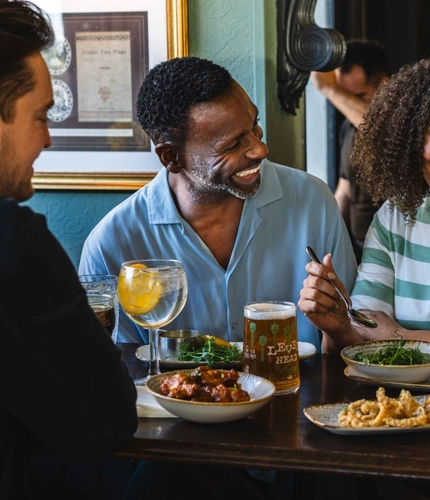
[[115, 343, 430, 481]]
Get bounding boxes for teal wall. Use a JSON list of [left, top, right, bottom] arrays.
[[26, 0, 305, 270]]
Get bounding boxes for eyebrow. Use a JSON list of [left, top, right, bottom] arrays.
[[40, 100, 55, 112], [253, 105, 260, 124], [235, 106, 260, 142]]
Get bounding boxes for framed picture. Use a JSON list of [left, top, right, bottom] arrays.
[[33, 0, 189, 190]]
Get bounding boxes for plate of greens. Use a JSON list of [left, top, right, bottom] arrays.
[[136, 338, 316, 369], [137, 336, 243, 369], [341, 338, 430, 384]]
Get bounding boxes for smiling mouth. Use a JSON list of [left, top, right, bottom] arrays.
[[234, 165, 260, 178]]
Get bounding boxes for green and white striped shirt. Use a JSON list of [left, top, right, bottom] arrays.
[[352, 197, 430, 330]]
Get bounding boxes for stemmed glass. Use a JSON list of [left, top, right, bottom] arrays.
[[118, 259, 188, 385]]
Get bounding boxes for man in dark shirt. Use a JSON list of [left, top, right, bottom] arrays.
[[0, 2, 137, 497], [311, 40, 390, 262]]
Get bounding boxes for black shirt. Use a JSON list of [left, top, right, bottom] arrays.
[[0, 199, 137, 498]]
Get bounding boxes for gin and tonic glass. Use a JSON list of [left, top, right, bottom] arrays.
[[118, 259, 188, 384]]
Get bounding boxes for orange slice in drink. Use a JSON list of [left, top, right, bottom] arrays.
[[118, 263, 164, 315]]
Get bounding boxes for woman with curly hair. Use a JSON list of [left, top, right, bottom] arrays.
[[298, 58, 430, 354]]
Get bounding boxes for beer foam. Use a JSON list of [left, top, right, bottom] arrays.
[[244, 302, 296, 320]]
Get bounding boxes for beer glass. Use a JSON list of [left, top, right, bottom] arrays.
[[243, 301, 300, 395], [79, 274, 119, 343]]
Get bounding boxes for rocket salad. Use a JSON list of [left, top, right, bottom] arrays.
[[177, 335, 242, 366], [354, 336, 430, 365]]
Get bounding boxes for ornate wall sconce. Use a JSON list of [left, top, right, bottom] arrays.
[[277, 0, 346, 114]]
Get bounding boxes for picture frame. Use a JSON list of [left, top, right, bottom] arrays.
[[33, 0, 189, 190]]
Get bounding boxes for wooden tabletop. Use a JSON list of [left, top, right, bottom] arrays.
[[115, 343, 430, 481]]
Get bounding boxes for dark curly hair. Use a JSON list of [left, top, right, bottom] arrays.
[[136, 57, 233, 143], [351, 58, 430, 220], [0, 1, 54, 122]]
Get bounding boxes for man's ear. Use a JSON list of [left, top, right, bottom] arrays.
[[154, 143, 183, 173]]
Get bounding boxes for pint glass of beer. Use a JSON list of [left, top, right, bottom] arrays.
[[79, 274, 119, 343], [243, 301, 300, 395]]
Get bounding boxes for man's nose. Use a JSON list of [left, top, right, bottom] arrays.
[[247, 132, 269, 160], [44, 128, 52, 149]]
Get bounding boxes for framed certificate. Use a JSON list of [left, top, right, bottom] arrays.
[[33, 0, 188, 190]]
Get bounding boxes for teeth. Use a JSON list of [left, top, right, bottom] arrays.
[[235, 166, 260, 177]]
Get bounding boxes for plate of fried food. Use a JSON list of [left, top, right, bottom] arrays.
[[146, 366, 275, 423], [303, 387, 430, 435]]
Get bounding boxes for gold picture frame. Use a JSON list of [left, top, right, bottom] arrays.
[[33, 0, 189, 191]]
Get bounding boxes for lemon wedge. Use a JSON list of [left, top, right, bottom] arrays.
[[118, 263, 164, 315], [204, 335, 231, 347]]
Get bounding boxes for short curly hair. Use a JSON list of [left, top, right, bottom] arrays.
[[0, 1, 54, 122], [351, 58, 430, 220], [136, 57, 233, 143]]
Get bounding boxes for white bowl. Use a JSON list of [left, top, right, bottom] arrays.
[[341, 340, 430, 383], [146, 369, 275, 423]]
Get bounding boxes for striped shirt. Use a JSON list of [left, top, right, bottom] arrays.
[[352, 197, 430, 330]]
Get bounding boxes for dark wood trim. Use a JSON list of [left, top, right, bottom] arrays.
[[277, 0, 346, 114]]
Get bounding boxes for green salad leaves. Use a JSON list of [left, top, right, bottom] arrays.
[[177, 335, 242, 366], [354, 336, 430, 365]]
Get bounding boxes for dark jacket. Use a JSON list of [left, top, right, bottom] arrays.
[[0, 199, 137, 499]]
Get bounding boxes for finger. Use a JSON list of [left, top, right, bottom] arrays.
[[300, 280, 341, 311], [321, 253, 337, 279], [322, 253, 352, 304]]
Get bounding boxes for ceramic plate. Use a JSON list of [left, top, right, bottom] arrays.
[[344, 365, 430, 393], [304, 395, 430, 435], [136, 341, 317, 368], [341, 340, 430, 384], [146, 369, 276, 423], [299, 341, 317, 360]]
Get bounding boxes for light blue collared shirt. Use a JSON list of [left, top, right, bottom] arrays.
[[79, 160, 356, 350]]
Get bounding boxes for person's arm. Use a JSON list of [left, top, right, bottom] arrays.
[[311, 71, 368, 128], [353, 311, 430, 342], [298, 253, 364, 353], [298, 256, 430, 353], [334, 178, 351, 228]]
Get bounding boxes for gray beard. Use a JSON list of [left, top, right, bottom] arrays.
[[187, 154, 260, 204]]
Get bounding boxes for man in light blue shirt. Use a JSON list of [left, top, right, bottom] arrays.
[[79, 57, 356, 350]]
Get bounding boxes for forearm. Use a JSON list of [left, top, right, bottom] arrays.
[[334, 179, 351, 228], [319, 85, 367, 128], [366, 325, 430, 342], [321, 323, 364, 354]]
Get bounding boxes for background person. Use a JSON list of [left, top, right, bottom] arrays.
[[79, 56, 356, 349], [0, 2, 137, 497], [311, 39, 390, 262], [299, 58, 430, 355]]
